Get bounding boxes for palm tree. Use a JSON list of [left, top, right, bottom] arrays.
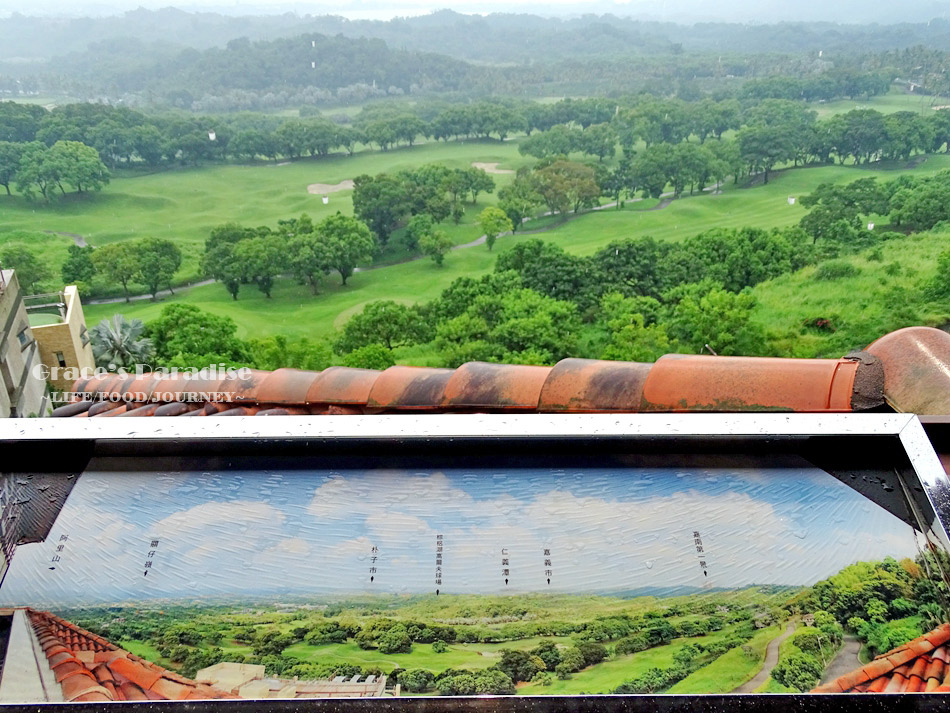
[[90, 315, 154, 369]]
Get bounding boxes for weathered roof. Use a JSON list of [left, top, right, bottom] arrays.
[[24, 609, 237, 702], [813, 623, 950, 693], [54, 327, 950, 418]]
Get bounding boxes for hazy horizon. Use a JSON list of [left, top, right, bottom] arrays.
[[1, 1, 948, 24]]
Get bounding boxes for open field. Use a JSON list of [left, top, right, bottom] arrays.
[[752, 228, 950, 357], [285, 635, 575, 672], [811, 90, 950, 118], [668, 623, 783, 693], [0, 139, 530, 282], [82, 153, 950, 344]]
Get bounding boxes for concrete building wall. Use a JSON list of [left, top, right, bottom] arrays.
[[0, 271, 48, 418], [31, 287, 95, 393]]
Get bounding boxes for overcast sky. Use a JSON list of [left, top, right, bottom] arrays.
[[0, 0, 947, 22], [0, 465, 917, 606]]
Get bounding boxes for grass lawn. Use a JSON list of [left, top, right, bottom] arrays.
[[518, 634, 731, 695], [119, 639, 176, 668], [751, 229, 950, 358], [668, 623, 783, 694], [83, 154, 950, 344], [283, 636, 574, 673], [811, 90, 949, 119], [0, 139, 531, 282]]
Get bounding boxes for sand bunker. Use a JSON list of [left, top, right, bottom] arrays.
[[472, 162, 514, 175], [307, 179, 355, 194]]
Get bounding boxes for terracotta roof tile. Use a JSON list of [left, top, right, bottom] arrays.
[[538, 359, 650, 412], [24, 609, 237, 702], [442, 362, 551, 411], [813, 623, 950, 693], [305, 367, 380, 405], [255, 369, 323, 405], [55, 326, 950, 417], [367, 366, 454, 410]]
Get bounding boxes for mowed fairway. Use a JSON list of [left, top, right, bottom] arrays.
[[0, 140, 531, 281], [82, 153, 950, 342], [284, 636, 574, 673]]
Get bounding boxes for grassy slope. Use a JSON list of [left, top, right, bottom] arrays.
[[0, 139, 530, 282], [751, 229, 950, 358], [284, 635, 574, 672], [668, 623, 782, 694], [519, 631, 731, 695], [82, 154, 950, 345]]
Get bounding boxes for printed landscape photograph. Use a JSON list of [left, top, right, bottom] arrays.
[[0, 463, 944, 699]]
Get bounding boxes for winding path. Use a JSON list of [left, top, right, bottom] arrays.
[[81, 182, 713, 304], [819, 635, 863, 685], [732, 621, 796, 693], [43, 230, 87, 247]]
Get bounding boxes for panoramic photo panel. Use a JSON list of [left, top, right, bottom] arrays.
[[0, 462, 939, 700]]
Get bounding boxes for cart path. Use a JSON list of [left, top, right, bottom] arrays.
[[819, 635, 863, 685], [84, 183, 714, 304], [733, 621, 796, 693], [43, 230, 87, 247]]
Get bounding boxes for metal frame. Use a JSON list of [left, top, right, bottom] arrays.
[[0, 413, 948, 711]]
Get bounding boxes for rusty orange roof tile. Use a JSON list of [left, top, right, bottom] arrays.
[[538, 359, 651, 412], [867, 327, 950, 414], [366, 366, 454, 410], [641, 354, 863, 412], [24, 609, 237, 702], [813, 623, 950, 693], [442, 362, 552, 411], [56, 327, 950, 417]]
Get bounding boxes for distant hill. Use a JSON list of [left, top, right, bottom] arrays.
[[5, 9, 950, 66]]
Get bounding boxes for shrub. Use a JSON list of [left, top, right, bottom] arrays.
[[814, 260, 860, 280]]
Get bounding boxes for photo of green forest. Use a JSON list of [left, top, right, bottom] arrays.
[[1, 464, 944, 696]]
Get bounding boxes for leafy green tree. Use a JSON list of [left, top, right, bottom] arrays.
[[342, 343, 396, 370], [495, 650, 545, 684], [336, 300, 429, 352], [400, 669, 434, 693], [233, 236, 284, 297], [535, 160, 600, 214], [0, 141, 23, 195], [134, 237, 182, 300], [420, 229, 453, 267], [463, 166, 495, 204], [92, 242, 139, 302], [16, 142, 58, 202], [432, 640, 448, 653], [599, 293, 671, 362], [252, 629, 294, 657], [48, 140, 110, 193], [90, 315, 154, 369], [435, 288, 580, 367], [202, 242, 246, 300], [738, 124, 795, 184], [287, 232, 331, 295], [497, 174, 543, 230], [404, 213, 435, 251], [352, 173, 409, 243], [377, 626, 413, 654], [666, 282, 764, 356], [771, 651, 823, 692], [0, 244, 51, 292], [478, 206, 513, 252], [61, 244, 97, 286], [147, 304, 248, 365], [316, 212, 376, 285]]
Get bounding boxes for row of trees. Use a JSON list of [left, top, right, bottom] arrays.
[[352, 164, 495, 243], [0, 139, 109, 201], [199, 213, 376, 303]]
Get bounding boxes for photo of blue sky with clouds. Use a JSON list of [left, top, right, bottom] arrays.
[[0, 466, 917, 605]]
